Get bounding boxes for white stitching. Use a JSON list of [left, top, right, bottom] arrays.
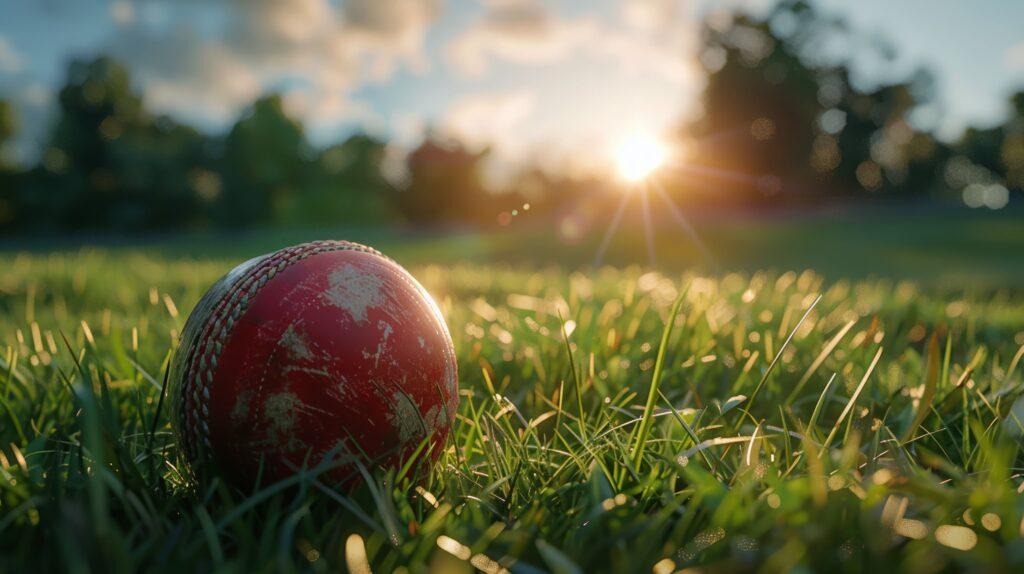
[[181, 240, 386, 462]]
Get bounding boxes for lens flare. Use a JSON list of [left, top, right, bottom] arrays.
[[615, 133, 667, 182]]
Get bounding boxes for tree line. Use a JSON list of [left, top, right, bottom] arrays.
[[674, 0, 1023, 208], [0, 56, 519, 233], [0, 1, 1020, 233]]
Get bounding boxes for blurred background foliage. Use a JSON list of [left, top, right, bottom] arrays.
[[0, 0, 1021, 234]]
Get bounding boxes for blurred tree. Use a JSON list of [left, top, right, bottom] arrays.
[[280, 133, 397, 225], [118, 117, 213, 227], [508, 167, 604, 218], [17, 57, 210, 231], [688, 0, 945, 201], [958, 126, 1004, 176], [45, 57, 145, 228], [0, 98, 16, 229], [1001, 91, 1024, 190], [900, 130, 952, 199], [217, 94, 307, 227], [943, 91, 1024, 201], [831, 71, 948, 197], [399, 135, 491, 224], [689, 1, 829, 201], [0, 99, 14, 164]]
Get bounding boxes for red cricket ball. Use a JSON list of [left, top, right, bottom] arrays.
[[168, 241, 458, 485]]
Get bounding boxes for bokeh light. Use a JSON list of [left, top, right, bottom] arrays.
[[615, 132, 668, 183]]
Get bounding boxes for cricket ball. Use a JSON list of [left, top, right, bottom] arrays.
[[168, 240, 458, 485]]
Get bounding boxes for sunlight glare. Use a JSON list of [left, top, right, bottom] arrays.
[[615, 133, 668, 183]]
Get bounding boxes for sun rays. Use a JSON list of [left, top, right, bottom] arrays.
[[591, 132, 721, 270], [614, 132, 668, 184]]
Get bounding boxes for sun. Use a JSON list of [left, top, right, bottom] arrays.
[[615, 132, 668, 183]]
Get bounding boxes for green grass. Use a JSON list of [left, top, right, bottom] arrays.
[[9, 204, 1024, 287], [2, 233, 1024, 572]]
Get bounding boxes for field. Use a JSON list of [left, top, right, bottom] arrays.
[[2, 209, 1024, 572]]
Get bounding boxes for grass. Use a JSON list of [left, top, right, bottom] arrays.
[[9, 204, 1024, 287], [2, 228, 1024, 572]]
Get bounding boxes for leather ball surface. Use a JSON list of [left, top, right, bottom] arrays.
[[169, 241, 458, 485]]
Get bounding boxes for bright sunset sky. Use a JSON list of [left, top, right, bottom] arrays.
[[1, 0, 1023, 171]]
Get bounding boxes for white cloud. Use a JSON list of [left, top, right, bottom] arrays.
[[441, 90, 536, 150], [593, 30, 699, 85], [109, 1, 135, 26], [439, 0, 702, 173], [7, 0, 702, 170], [446, 0, 698, 86], [1006, 42, 1024, 69], [121, 29, 264, 125], [622, 0, 682, 33], [105, 0, 442, 128], [0, 36, 23, 74], [440, 89, 539, 185], [604, 0, 701, 84], [0, 80, 54, 163], [446, 0, 598, 76], [21, 82, 51, 107], [343, 0, 442, 66]]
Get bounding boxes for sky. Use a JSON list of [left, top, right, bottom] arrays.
[[1, 0, 1022, 173]]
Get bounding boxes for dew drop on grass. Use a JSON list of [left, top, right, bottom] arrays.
[[652, 558, 676, 574], [894, 518, 928, 540], [981, 513, 1001, 532], [934, 525, 977, 551]]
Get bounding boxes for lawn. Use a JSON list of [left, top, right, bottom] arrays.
[[14, 203, 1021, 287], [2, 212, 1024, 572]]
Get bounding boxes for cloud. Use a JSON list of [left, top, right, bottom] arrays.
[[1006, 42, 1024, 69], [446, 0, 597, 76], [446, 0, 698, 86], [105, 0, 442, 128], [0, 36, 49, 162], [622, 0, 681, 33], [441, 90, 536, 150], [0, 79, 54, 164], [593, 31, 698, 85], [438, 0, 701, 173], [109, 1, 135, 26], [344, 0, 442, 54], [602, 0, 701, 84], [0, 36, 23, 74], [439, 89, 539, 185], [114, 26, 264, 125]]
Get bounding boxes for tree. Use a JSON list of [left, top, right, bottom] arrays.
[[115, 116, 213, 228], [0, 99, 13, 163], [690, 1, 825, 200], [687, 0, 943, 202], [217, 95, 308, 227], [831, 72, 947, 196], [281, 133, 397, 225], [0, 99, 16, 230], [45, 57, 146, 228], [19, 57, 209, 231], [398, 135, 490, 225], [1000, 91, 1024, 190], [958, 126, 1004, 176]]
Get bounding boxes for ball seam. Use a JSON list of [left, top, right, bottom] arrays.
[[181, 240, 385, 462]]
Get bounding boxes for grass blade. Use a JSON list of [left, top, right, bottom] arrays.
[[631, 286, 688, 469], [785, 319, 856, 405], [820, 346, 883, 454], [902, 332, 940, 442], [743, 294, 822, 421]]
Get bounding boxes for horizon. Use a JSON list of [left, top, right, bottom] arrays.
[[1, 0, 1023, 177]]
